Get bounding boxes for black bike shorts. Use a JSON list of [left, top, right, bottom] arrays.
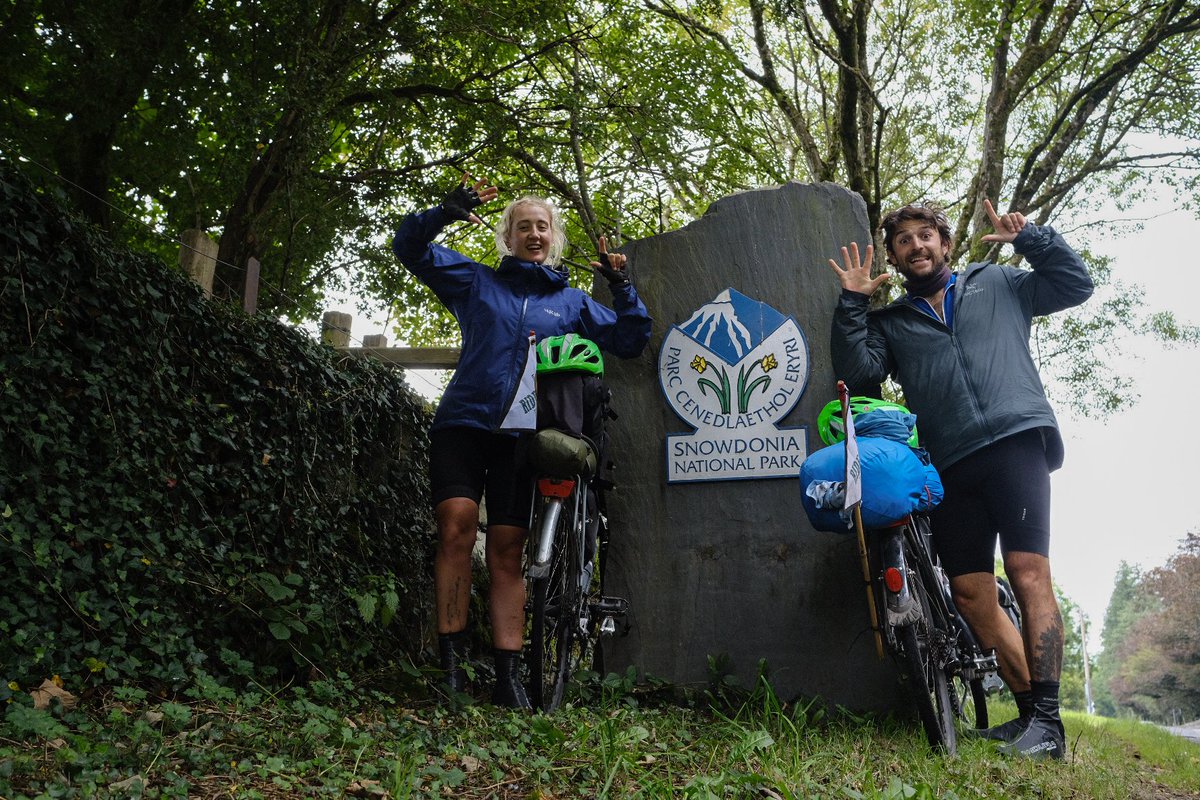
[[930, 428, 1052, 578], [429, 427, 533, 528]]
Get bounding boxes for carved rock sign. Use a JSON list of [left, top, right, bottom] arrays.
[[659, 288, 810, 482]]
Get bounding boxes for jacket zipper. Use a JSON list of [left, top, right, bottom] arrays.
[[495, 292, 530, 430]]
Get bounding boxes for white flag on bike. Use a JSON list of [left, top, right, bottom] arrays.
[[843, 397, 862, 510], [498, 332, 538, 432]]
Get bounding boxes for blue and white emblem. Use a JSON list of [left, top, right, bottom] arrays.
[[659, 288, 810, 483]]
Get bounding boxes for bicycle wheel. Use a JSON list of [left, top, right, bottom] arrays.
[[898, 549, 958, 754], [528, 493, 592, 711]]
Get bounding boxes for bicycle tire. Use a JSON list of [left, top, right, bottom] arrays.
[[909, 515, 990, 734], [899, 542, 958, 754], [528, 499, 572, 711], [528, 492, 595, 712]]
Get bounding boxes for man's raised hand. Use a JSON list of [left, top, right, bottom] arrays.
[[828, 242, 889, 297], [980, 198, 1027, 244]]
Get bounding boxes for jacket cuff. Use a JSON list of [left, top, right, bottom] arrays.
[[1013, 223, 1055, 256], [608, 279, 635, 300]]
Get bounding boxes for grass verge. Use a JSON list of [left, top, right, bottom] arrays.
[[1, 671, 1197, 799]]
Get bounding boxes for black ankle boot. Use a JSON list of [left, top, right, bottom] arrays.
[[491, 649, 532, 709], [998, 681, 1065, 759], [970, 689, 1033, 742], [437, 630, 469, 693]]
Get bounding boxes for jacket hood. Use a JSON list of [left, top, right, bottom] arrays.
[[497, 255, 570, 289]]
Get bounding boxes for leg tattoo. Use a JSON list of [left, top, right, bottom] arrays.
[[1030, 609, 1064, 682]]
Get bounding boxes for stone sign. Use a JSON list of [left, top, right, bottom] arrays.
[[599, 181, 904, 711]]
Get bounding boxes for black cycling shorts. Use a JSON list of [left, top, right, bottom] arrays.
[[428, 427, 533, 528], [930, 428, 1053, 578]]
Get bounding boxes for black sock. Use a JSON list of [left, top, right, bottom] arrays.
[[1030, 680, 1063, 731], [1030, 680, 1060, 706], [1013, 689, 1034, 718]]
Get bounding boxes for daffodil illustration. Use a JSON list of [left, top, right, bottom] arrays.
[[693, 354, 731, 413], [736, 352, 777, 413]]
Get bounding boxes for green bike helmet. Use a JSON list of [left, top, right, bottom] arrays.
[[816, 396, 918, 447], [535, 333, 604, 375]]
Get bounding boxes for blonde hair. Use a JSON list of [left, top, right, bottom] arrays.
[[495, 196, 566, 266]]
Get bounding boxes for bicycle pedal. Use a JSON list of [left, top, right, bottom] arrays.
[[592, 596, 629, 616]]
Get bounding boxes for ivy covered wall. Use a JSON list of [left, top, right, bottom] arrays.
[[0, 158, 435, 693]]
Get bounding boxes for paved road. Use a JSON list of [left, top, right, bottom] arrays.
[[1163, 725, 1200, 744]]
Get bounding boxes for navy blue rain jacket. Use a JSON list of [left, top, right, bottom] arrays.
[[392, 205, 653, 433]]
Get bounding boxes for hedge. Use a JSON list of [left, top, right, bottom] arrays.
[[0, 157, 435, 695]]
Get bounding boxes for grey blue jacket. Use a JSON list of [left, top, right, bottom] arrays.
[[393, 205, 652, 433], [831, 223, 1093, 472]]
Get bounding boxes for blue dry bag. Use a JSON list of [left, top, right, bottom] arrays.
[[799, 435, 943, 533]]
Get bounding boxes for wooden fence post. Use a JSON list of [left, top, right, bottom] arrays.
[[179, 229, 217, 297], [322, 311, 352, 347], [243, 257, 260, 315], [361, 334, 388, 347]]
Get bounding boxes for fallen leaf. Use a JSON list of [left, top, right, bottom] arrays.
[[110, 775, 144, 792], [30, 679, 76, 711], [345, 779, 387, 797], [143, 710, 164, 725], [461, 755, 481, 773]]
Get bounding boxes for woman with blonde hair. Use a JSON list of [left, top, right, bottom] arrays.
[[391, 176, 651, 707]]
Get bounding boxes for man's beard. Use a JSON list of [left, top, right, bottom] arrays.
[[900, 256, 952, 298]]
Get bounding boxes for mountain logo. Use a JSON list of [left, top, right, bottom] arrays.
[[659, 288, 811, 483]]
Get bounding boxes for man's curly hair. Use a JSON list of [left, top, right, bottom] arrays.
[[880, 203, 954, 254]]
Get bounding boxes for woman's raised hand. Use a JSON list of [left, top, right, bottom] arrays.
[[442, 174, 499, 224], [591, 235, 630, 286]]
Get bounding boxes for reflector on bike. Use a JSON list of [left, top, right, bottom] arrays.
[[536, 477, 576, 498]]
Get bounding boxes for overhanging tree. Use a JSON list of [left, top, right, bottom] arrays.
[[3, 0, 1197, 412], [1109, 534, 1200, 722], [646, 0, 1200, 412]]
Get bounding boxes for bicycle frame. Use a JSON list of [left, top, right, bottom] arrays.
[[524, 466, 627, 711]]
